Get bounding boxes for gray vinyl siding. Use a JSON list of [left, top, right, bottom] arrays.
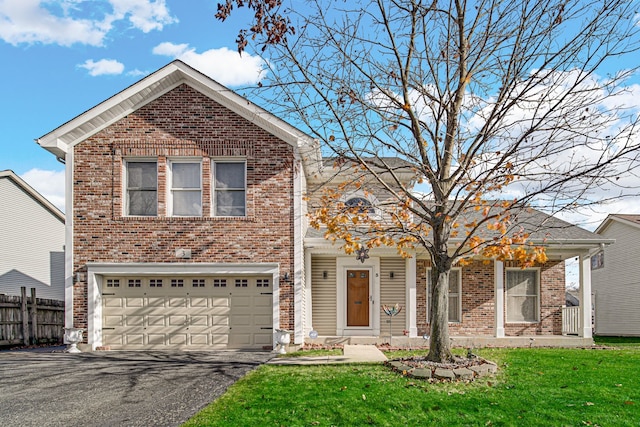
[[380, 258, 407, 336], [311, 257, 337, 335], [592, 220, 640, 336], [0, 177, 65, 300]]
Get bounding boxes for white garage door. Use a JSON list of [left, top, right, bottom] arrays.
[[102, 275, 273, 350]]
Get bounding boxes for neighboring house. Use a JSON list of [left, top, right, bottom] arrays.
[[37, 60, 607, 350], [0, 170, 65, 300], [592, 214, 640, 336]]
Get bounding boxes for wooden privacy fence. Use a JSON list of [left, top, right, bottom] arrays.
[[0, 287, 64, 346]]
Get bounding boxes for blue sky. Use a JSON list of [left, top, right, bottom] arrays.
[[1, 1, 638, 240], [0, 0, 264, 209], [3, 1, 637, 287]]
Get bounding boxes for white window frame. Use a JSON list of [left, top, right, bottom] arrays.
[[426, 268, 462, 323], [124, 158, 158, 217], [167, 158, 203, 217], [212, 159, 247, 217], [505, 268, 540, 323]]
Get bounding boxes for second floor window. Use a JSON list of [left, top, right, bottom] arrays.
[[126, 161, 157, 216], [169, 161, 202, 216], [214, 161, 246, 217]]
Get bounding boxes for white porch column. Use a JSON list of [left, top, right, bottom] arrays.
[[406, 257, 417, 337], [304, 250, 313, 339], [293, 160, 304, 345], [579, 255, 593, 338], [494, 260, 505, 338]]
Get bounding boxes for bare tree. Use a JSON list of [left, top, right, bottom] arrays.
[[216, 0, 640, 362]]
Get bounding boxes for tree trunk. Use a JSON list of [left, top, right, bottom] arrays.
[[427, 263, 454, 363]]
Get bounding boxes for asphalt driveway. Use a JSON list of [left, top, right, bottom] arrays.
[[0, 349, 273, 427]]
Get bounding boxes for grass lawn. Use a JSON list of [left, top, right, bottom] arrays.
[[184, 341, 640, 427]]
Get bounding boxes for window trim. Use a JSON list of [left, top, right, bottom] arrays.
[[212, 159, 247, 217], [426, 267, 462, 323], [505, 268, 540, 323], [124, 158, 158, 217], [167, 158, 203, 217]]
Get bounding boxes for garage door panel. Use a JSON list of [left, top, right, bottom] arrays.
[[125, 315, 144, 327], [212, 333, 229, 345], [104, 315, 123, 327], [147, 297, 165, 308], [126, 298, 144, 308], [169, 298, 187, 308], [189, 334, 209, 345], [211, 306, 230, 316], [254, 296, 272, 307], [103, 275, 273, 350], [254, 333, 273, 345], [147, 315, 166, 326], [169, 334, 187, 345], [190, 297, 208, 308], [104, 298, 124, 308], [190, 315, 208, 326], [169, 315, 187, 326], [254, 314, 271, 325], [228, 333, 251, 347], [103, 332, 122, 345], [230, 315, 251, 326], [211, 315, 228, 325], [126, 334, 145, 346], [232, 296, 251, 307], [147, 334, 165, 345]]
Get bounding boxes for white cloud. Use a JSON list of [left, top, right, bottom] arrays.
[[126, 68, 147, 77], [152, 42, 267, 87], [78, 58, 125, 76], [0, 0, 176, 46], [109, 0, 176, 33], [20, 168, 65, 212]]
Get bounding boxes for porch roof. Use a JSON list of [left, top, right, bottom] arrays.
[[305, 205, 612, 258]]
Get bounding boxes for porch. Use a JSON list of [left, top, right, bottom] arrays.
[[300, 334, 594, 350]]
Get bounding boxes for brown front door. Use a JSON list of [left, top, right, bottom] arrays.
[[347, 270, 369, 327]]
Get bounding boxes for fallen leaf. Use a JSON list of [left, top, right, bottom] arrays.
[[585, 402, 594, 406], [624, 401, 634, 405], [340, 386, 347, 391]]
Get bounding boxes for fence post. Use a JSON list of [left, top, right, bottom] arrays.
[[30, 288, 38, 345], [21, 287, 29, 346]]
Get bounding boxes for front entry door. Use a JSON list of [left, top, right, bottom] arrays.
[[347, 270, 369, 327]]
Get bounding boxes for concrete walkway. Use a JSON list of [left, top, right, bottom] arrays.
[[268, 344, 387, 365]]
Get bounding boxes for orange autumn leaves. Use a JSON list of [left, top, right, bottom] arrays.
[[308, 183, 547, 267]]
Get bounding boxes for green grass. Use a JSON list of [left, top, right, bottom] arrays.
[[594, 335, 640, 348], [277, 348, 343, 358], [184, 347, 640, 427]]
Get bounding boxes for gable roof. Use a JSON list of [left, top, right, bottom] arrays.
[[36, 60, 321, 173], [0, 170, 64, 222], [595, 214, 640, 234]]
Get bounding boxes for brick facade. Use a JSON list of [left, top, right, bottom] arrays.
[[416, 259, 565, 336], [71, 84, 296, 331]]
